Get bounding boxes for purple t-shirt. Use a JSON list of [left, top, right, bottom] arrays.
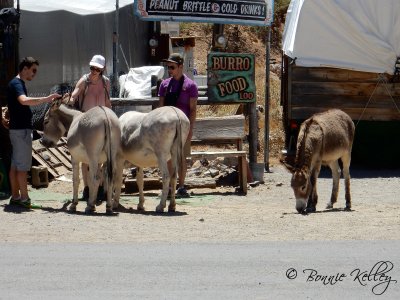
[[158, 74, 198, 117]]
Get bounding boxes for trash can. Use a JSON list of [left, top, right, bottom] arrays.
[[250, 162, 265, 183]]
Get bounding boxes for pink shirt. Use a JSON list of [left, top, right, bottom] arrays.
[[78, 74, 110, 112]]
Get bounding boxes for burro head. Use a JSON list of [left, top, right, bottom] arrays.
[[290, 168, 311, 213], [41, 98, 65, 148]]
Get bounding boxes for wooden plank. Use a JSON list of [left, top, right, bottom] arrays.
[[32, 139, 72, 178], [291, 95, 400, 109], [190, 150, 247, 160], [291, 82, 400, 97], [291, 66, 390, 83], [291, 107, 400, 121], [192, 115, 245, 140]]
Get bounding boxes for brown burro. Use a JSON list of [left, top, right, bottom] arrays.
[[287, 109, 355, 214]]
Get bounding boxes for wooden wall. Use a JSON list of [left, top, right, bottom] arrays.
[[285, 61, 400, 122], [281, 55, 400, 166]]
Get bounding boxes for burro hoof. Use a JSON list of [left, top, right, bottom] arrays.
[[106, 207, 114, 215], [168, 205, 176, 213], [137, 204, 145, 211], [344, 206, 352, 211], [69, 205, 77, 213], [326, 203, 333, 209], [155, 205, 164, 213], [113, 203, 124, 212], [85, 206, 96, 214], [305, 206, 316, 213]]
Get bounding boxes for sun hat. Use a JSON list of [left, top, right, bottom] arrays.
[[163, 53, 184, 65], [89, 55, 105, 69]]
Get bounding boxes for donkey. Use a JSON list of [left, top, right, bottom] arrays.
[[118, 106, 190, 213], [41, 96, 123, 214], [288, 109, 355, 214]]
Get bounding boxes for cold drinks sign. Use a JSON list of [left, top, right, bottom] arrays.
[[208, 52, 256, 103], [135, 0, 274, 26]]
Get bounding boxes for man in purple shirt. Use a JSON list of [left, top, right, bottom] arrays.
[[158, 53, 198, 197]]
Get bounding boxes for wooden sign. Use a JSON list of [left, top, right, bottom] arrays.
[[135, 0, 274, 26], [207, 52, 256, 103]]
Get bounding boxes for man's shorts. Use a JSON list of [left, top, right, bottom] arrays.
[[9, 129, 33, 171]]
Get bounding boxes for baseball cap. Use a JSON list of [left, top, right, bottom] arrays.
[[163, 53, 184, 65], [89, 55, 105, 69]]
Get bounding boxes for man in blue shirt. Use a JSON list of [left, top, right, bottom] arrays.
[[7, 57, 60, 208]]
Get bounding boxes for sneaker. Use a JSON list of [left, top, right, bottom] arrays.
[[176, 187, 190, 198], [20, 199, 42, 209], [82, 186, 89, 200], [10, 198, 42, 209], [9, 197, 21, 205]]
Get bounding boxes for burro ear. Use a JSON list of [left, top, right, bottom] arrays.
[[280, 157, 296, 174], [283, 162, 296, 174], [51, 96, 63, 110]]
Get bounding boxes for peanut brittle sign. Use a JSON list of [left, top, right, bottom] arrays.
[[135, 0, 274, 26], [207, 52, 256, 103]]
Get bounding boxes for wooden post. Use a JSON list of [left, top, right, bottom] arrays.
[[248, 102, 258, 164], [264, 27, 271, 172]]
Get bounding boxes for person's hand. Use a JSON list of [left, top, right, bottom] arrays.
[[46, 93, 62, 103]]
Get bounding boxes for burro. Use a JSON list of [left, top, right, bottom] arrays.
[[212, 56, 251, 71]]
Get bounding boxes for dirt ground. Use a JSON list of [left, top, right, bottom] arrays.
[[1, 160, 399, 243]]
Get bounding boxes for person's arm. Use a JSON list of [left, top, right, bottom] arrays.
[[17, 93, 61, 106], [70, 76, 85, 105], [187, 97, 197, 140], [158, 80, 166, 107], [105, 78, 111, 108], [159, 96, 165, 107]]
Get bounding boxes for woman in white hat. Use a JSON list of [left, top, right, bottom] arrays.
[[70, 54, 111, 112], [70, 54, 111, 201]]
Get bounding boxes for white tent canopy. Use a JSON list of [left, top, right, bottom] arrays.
[[282, 0, 400, 74], [18, 0, 135, 15]]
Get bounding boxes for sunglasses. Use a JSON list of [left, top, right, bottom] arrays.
[[90, 66, 102, 72]]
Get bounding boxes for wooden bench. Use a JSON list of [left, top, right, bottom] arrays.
[[190, 115, 248, 194]]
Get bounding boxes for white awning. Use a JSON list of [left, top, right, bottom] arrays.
[[18, 0, 135, 15], [282, 0, 400, 74]]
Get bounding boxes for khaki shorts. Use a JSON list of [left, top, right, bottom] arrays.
[[9, 129, 33, 171]]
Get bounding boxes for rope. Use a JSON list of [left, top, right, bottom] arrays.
[[356, 73, 400, 127]]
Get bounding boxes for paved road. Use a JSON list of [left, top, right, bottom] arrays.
[[0, 240, 399, 299]]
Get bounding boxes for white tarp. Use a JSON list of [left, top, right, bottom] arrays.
[[16, 3, 149, 95], [282, 0, 400, 74], [19, 0, 135, 15], [119, 66, 164, 99], [116, 66, 164, 114]]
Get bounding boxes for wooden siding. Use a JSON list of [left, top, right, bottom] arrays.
[[287, 65, 400, 121]]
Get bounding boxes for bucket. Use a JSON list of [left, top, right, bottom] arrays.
[[250, 162, 265, 183]]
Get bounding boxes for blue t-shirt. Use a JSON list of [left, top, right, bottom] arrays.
[[7, 77, 32, 129]]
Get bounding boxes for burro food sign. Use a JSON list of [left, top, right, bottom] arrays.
[[207, 52, 256, 103], [135, 0, 274, 26]]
